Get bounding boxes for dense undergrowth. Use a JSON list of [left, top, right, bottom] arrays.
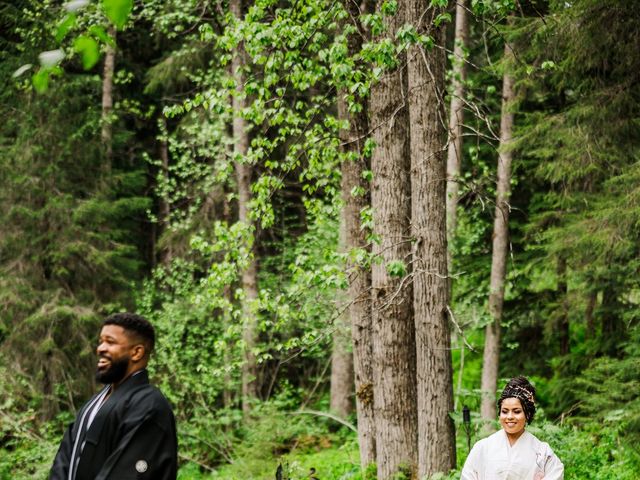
[[2, 403, 638, 479]]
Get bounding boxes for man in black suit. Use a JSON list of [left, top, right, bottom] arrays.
[[50, 312, 177, 480]]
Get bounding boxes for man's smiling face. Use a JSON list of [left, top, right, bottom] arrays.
[[95, 324, 134, 385]]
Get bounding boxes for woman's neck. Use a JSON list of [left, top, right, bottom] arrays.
[[505, 428, 525, 446]]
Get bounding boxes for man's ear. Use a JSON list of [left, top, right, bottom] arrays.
[[131, 343, 146, 362]]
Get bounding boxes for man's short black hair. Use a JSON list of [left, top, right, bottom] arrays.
[[103, 312, 155, 354]]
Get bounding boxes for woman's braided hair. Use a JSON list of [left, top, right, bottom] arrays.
[[498, 376, 536, 424]]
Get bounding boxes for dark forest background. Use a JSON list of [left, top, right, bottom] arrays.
[[0, 0, 639, 478]]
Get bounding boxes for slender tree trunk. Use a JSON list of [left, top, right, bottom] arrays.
[[223, 285, 234, 410], [222, 198, 235, 411], [404, 2, 456, 475], [158, 116, 172, 266], [329, 317, 353, 418], [446, 0, 469, 273], [330, 217, 354, 418], [557, 256, 569, 355], [231, 0, 259, 415], [480, 41, 516, 424], [337, 55, 375, 465], [370, 0, 417, 476], [101, 26, 116, 172]]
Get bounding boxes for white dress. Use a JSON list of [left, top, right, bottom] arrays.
[[461, 429, 564, 480]]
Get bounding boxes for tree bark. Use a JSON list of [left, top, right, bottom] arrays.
[[446, 0, 469, 274], [330, 216, 354, 419], [223, 285, 234, 410], [101, 26, 116, 172], [370, 0, 418, 475], [158, 116, 173, 266], [336, 48, 376, 464], [231, 0, 259, 415], [480, 41, 516, 424], [405, 1, 456, 475], [329, 317, 353, 418]]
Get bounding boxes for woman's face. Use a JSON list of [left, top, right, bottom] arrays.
[[499, 397, 527, 439]]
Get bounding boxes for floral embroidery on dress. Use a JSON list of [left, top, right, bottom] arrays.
[[534, 450, 549, 479]]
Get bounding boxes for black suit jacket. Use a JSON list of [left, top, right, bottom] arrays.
[[49, 370, 177, 480]]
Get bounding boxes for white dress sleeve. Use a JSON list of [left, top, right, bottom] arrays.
[[543, 447, 564, 480], [460, 441, 482, 480]]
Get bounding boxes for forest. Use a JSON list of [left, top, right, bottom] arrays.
[[0, 0, 639, 478]]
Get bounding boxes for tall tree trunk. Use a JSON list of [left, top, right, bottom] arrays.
[[446, 0, 469, 273], [329, 315, 353, 418], [330, 217, 354, 419], [231, 0, 259, 415], [223, 286, 234, 410], [370, 0, 417, 476], [405, 2, 456, 476], [480, 42, 516, 423], [101, 26, 116, 172], [557, 256, 569, 355], [222, 199, 235, 411], [336, 48, 376, 465], [158, 116, 172, 266]]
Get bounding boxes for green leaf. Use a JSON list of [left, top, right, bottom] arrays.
[[434, 12, 452, 27], [88, 25, 115, 46], [12, 64, 33, 78], [65, 0, 90, 11], [380, 0, 398, 16], [38, 49, 65, 68], [541, 60, 556, 70], [101, 0, 133, 30], [32, 70, 50, 93], [386, 260, 407, 277], [56, 13, 77, 43], [74, 36, 100, 69]]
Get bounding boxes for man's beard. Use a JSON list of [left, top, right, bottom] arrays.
[[95, 356, 129, 384]]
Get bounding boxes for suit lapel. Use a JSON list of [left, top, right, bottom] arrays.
[[85, 370, 149, 445], [75, 370, 149, 479]]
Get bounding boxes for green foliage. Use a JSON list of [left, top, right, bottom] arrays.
[[74, 35, 100, 69], [386, 260, 407, 278], [571, 325, 640, 444], [102, 0, 133, 30], [2, 0, 640, 478]]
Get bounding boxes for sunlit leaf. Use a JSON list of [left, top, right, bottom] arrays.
[[88, 25, 115, 46], [74, 36, 100, 69], [38, 49, 65, 68], [101, 0, 133, 30], [56, 13, 77, 43], [12, 64, 33, 78], [64, 0, 90, 11], [32, 70, 49, 93]]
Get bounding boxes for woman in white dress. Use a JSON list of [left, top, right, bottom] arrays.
[[461, 376, 564, 480]]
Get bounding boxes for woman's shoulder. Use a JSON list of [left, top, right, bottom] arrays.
[[472, 429, 504, 451], [523, 431, 557, 456]]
